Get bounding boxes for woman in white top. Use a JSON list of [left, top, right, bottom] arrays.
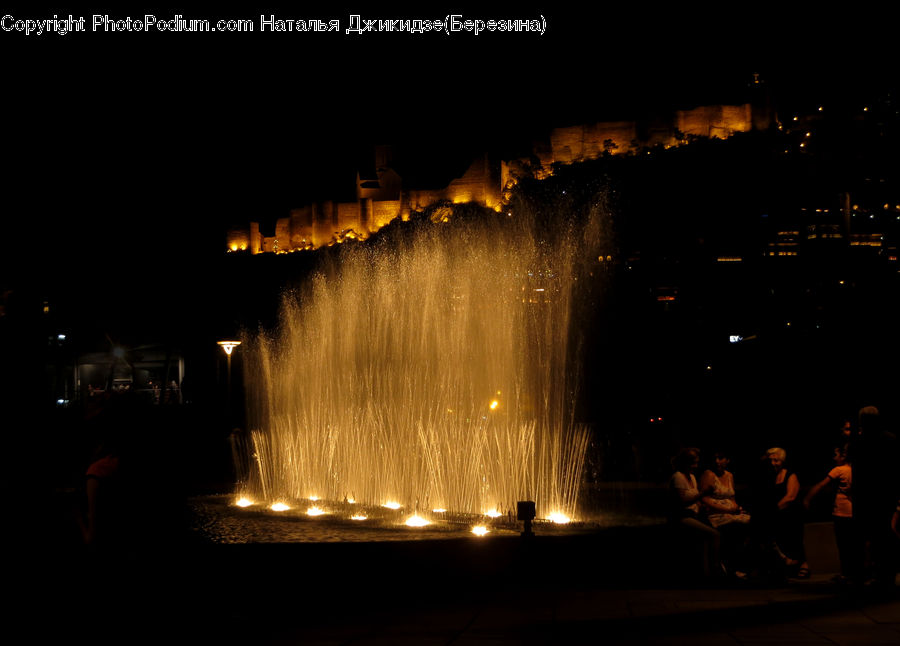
[[700, 449, 751, 577], [700, 450, 750, 527], [669, 447, 721, 577]]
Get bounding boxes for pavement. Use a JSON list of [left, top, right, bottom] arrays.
[[16, 521, 898, 645]]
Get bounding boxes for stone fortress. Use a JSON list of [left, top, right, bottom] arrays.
[[226, 99, 772, 254]]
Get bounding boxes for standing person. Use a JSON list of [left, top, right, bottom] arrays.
[[803, 445, 861, 583], [851, 406, 899, 591], [668, 447, 721, 578], [752, 447, 810, 579], [78, 434, 125, 548], [839, 419, 853, 441]]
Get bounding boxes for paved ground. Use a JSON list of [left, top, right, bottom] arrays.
[[17, 525, 898, 645]]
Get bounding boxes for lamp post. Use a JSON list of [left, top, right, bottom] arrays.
[[218, 340, 241, 422]]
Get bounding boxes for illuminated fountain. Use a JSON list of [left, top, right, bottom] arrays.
[[237, 204, 598, 526]]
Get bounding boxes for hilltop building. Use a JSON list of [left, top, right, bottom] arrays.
[[225, 99, 773, 255]]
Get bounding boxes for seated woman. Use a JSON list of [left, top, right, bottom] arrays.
[[668, 447, 721, 577], [700, 449, 751, 527], [700, 449, 751, 577]]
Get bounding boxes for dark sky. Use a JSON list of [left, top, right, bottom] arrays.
[[2, 3, 894, 299]]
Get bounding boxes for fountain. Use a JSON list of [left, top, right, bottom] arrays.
[[233, 201, 601, 530]]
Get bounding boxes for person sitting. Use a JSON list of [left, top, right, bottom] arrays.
[[668, 447, 722, 577], [700, 449, 751, 578]]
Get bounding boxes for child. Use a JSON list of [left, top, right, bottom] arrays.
[[803, 445, 860, 583]]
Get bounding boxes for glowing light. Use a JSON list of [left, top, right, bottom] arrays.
[[489, 400, 499, 410], [350, 514, 368, 521], [471, 525, 489, 536], [308, 495, 319, 501], [307, 506, 325, 516], [432, 508, 447, 513], [218, 340, 242, 355], [547, 512, 571, 524], [270, 502, 290, 512], [346, 498, 356, 504], [235, 497, 254, 507], [383, 501, 401, 510], [230, 243, 238, 251], [405, 515, 430, 527], [485, 509, 502, 518]]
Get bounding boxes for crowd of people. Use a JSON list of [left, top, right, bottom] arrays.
[[668, 406, 899, 589]]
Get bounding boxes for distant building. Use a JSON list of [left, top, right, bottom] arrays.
[[225, 100, 772, 255]]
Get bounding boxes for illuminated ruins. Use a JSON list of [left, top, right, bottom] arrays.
[[225, 100, 769, 253]]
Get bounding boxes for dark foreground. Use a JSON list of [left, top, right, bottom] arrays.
[[13, 520, 898, 645]]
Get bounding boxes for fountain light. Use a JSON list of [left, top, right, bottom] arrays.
[[308, 495, 319, 501], [432, 508, 447, 513], [307, 506, 325, 516], [346, 498, 356, 504], [405, 515, 430, 527], [350, 514, 368, 521], [383, 501, 402, 510], [235, 497, 254, 507], [270, 502, 290, 512], [485, 509, 502, 518], [471, 525, 489, 536], [547, 512, 571, 524]]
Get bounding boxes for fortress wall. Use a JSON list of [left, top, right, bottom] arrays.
[[550, 121, 638, 164], [446, 155, 501, 207], [250, 223, 262, 254], [290, 206, 314, 249], [226, 226, 250, 252], [371, 199, 402, 230], [230, 102, 767, 254], [407, 189, 445, 212], [337, 202, 361, 234], [311, 201, 341, 247], [677, 103, 752, 138], [275, 218, 291, 251]]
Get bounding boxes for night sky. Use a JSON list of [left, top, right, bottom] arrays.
[[2, 5, 895, 335]]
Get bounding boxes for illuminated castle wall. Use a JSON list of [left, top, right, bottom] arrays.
[[226, 102, 765, 254]]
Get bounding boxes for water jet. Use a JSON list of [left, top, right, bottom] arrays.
[[233, 203, 601, 534]]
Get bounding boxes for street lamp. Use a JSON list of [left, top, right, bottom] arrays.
[[218, 340, 241, 421]]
